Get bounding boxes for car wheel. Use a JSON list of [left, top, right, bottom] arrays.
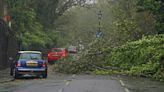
[[42, 71, 47, 78], [13, 69, 19, 79]]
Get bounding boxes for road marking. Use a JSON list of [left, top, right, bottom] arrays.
[[119, 80, 125, 87], [125, 88, 130, 92], [119, 80, 130, 92], [66, 81, 70, 85], [72, 74, 76, 78], [58, 88, 63, 92]]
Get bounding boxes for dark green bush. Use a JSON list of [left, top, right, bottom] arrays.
[[105, 35, 164, 80]]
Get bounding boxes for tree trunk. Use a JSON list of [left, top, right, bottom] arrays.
[[0, 19, 18, 70]]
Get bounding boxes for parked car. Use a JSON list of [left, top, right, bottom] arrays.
[[10, 51, 48, 79], [47, 48, 69, 63], [68, 46, 78, 53]]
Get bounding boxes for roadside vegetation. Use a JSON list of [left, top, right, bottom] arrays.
[[54, 35, 164, 80], [6, 0, 87, 50], [53, 0, 164, 81], [2, 0, 164, 80]]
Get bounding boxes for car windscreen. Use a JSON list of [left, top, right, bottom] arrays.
[[19, 53, 42, 60]]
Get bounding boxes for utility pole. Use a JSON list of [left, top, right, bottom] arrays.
[[96, 10, 103, 38], [98, 10, 102, 32]]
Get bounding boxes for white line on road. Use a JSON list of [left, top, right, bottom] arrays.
[[72, 74, 76, 78], [125, 88, 130, 92], [119, 80, 125, 87], [66, 81, 70, 86], [119, 80, 130, 92], [58, 88, 63, 92]]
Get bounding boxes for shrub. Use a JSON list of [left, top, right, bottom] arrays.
[[105, 35, 164, 79]]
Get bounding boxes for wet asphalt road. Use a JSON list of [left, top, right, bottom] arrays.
[[0, 73, 125, 92], [0, 66, 164, 92]]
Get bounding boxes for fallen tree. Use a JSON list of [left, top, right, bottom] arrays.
[[54, 35, 164, 81]]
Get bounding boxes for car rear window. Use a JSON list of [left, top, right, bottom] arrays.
[[19, 53, 42, 60], [51, 48, 64, 52]]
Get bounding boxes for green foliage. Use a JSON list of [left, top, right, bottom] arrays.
[[95, 0, 157, 47], [33, 0, 59, 28], [104, 35, 164, 80], [53, 0, 158, 48], [5, 0, 164, 81], [137, 0, 164, 34], [22, 31, 54, 50], [54, 35, 164, 81], [112, 18, 141, 45], [94, 70, 113, 75], [6, 0, 87, 50], [7, 0, 58, 50]]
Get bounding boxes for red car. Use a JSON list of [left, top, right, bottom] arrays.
[[47, 48, 69, 63]]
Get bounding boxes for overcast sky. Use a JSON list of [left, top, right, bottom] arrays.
[[86, 0, 97, 4]]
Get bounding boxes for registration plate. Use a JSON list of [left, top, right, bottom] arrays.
[[26, 61, 38, 67]]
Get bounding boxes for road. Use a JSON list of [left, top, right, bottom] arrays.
[[0, 66, 164, 92]]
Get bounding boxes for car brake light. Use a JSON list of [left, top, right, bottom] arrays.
[[42, 63, 46, 67], [63, 54, 66, 57], [16, 63, 21, 67]]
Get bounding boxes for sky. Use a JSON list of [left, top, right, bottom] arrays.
[[86, 0, 97, 4]]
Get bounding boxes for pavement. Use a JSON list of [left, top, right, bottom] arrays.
[[0, 68, 14, 83]]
